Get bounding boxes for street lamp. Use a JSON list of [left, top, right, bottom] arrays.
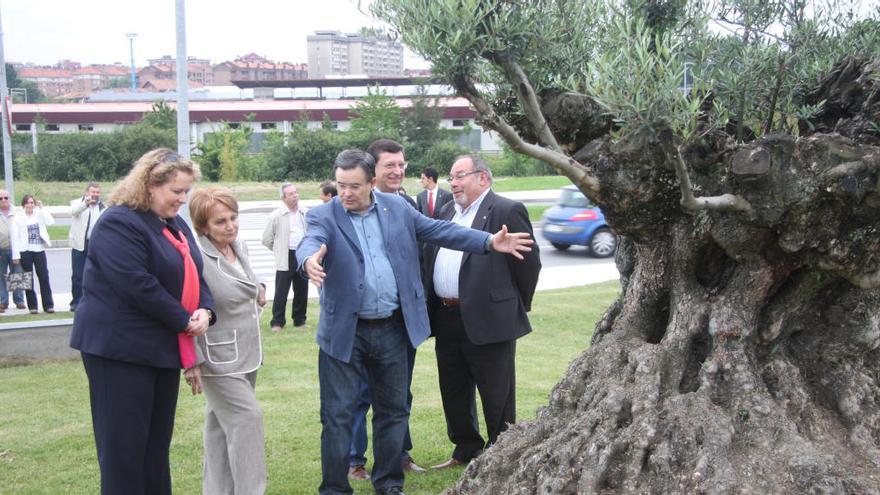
[[126, 33, 137, 92]]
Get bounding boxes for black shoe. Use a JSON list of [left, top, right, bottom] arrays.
[[376, 487, 405, 495], [293, 320, 306, 327]]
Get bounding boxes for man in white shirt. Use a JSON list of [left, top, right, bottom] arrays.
[[261, 182, 309, 332], [425, 155, 541, 469], [0, 189, 25, 312], [69, 182, 105, 311]]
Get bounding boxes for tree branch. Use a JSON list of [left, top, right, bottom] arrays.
[[454, 76, 600, 195], [490, 52, 565, 154], [673, 145, 754, 214]]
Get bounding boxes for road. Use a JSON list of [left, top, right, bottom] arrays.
[[36, 212, 617, 312]]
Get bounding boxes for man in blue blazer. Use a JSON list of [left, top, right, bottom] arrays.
[[297, 149, 534, 495]]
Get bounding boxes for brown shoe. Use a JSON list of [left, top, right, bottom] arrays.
[[0, 303, 7, 310], [16, 304, 26, 310], [402, 458, 426, 473], [348, 464, 370, 481], [29, 309, 38, 314], [45, 308, 55, 314], [0, 307, 5, 313], [431, 458, 464, 470]]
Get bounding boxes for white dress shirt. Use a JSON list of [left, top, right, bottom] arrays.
[[432, 188, 491, 298], [288, 208, 306, 249]]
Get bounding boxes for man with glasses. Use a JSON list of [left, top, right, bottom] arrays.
[[0, 190, 25, 312], [262, 182, 309, 331], [425, 154, 541, 470], [297, 149, 533, 495], [345, 139, 423, 481]]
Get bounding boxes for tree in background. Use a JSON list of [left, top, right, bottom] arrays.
[[348, 84, 403, 143], [375, 0, 880, 492], [139, 101, 177, 131]]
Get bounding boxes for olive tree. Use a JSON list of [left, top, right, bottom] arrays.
[[374, 0, 880, 492]]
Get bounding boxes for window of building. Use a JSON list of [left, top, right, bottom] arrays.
[[15, 124, 31, 132], [227, 123, 241, 129], [45, 124, 60, 132], [78, 124, 94, 132], [452, 119, 469, 127], [260, 122, 276, 130]]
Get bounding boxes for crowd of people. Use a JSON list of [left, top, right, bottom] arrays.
[[62, 140, 541, 495]]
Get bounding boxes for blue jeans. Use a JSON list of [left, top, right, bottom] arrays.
[[318, 315, 409, 494], [350, 343, 416, 466], [0, 248, 24, 306]]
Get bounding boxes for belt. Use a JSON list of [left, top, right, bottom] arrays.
[[358, 308, 402, 326], [441, 298, 460, 307]]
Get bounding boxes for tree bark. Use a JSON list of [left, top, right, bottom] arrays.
[[449, 56, 880, 494]]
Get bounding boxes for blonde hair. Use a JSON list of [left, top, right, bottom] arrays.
[[109, 148, 201, 211], [189, 187, 239, 235]]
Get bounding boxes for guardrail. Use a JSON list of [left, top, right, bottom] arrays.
[[0, 318, 78, 360]]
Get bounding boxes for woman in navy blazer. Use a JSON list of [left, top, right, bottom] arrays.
[[70, 148, 216, 495]]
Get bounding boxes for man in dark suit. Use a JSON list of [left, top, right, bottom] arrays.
[[297, 149, 534, 495], [416, 167, 453, 219], [425, 154, 542, 470]]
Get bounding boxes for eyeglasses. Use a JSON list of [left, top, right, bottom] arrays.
[[446, 170, 482, 183], [0, 197, 8, 200]]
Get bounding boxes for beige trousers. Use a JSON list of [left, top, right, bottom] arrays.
[[202, 371, 266, 495]]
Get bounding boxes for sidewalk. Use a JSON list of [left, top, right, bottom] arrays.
[[43, 189, 561, 218]]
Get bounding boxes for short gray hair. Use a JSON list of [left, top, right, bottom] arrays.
[[458, 154, 493, 184], [279, 182, 295, 197]]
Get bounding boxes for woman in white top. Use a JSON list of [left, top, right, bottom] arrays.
[[13, 195, 55, 313]]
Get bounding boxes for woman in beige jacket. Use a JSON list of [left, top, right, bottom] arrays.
[[188, 187, 267, 494]]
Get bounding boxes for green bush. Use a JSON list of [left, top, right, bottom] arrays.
[[418, 140, 470, 175], [24, 125, 175, 181]]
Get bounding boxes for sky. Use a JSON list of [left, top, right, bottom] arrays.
[[1, 0, 429, 68]]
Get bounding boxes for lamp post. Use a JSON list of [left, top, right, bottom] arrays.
[[0, 6, 13, 198], [126, 32, 137, 92]]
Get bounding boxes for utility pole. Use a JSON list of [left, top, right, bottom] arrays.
[[0, 6, 13, 199], [175, 0, 192, 226], [126, 33, 137, 92], [175, 0, 190, 158]]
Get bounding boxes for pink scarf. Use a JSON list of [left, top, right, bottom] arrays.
[[161, 227, 199, 369]]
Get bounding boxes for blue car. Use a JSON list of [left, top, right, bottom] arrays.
[[541, 185, 617, 257]]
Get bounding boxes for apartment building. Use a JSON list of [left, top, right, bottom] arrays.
[[307, 30, 404, 78], [213, 53, 308, 85]]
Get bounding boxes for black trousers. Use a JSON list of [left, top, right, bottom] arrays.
[[271, 249, 309, 328], [81, 352, 180, 495], [433, 305, 517, 462], [20, 250, 54, 311]]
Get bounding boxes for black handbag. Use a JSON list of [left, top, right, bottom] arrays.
[[6, 271, 33, 291]]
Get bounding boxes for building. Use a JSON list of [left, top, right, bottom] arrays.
[[213, 53, 308, 85], [307, 30, 404, 78], [138, 55, 215, 88], [16, 62, 134, 99], [10, 97, 499, 152]]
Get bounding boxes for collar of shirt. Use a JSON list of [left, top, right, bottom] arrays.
[[451, 188, 491, 220]]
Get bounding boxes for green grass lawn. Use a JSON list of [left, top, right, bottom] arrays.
[[0, 281, 618, 494], [18, 176, 569, 206]]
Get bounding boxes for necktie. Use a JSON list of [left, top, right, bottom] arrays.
[[428, 190, 434, 217]]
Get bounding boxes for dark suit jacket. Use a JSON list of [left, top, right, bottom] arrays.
[[70, 206, 215, 369], [296, 191, 491, 362], [426, 190, 541, 345], [416, 187, 453, 218]]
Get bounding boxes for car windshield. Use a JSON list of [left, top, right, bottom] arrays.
[[558, 188, 591, 208]]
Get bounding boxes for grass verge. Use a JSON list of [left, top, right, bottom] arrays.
[[19, 176, 568, 206], [0, 281, 619, 494]]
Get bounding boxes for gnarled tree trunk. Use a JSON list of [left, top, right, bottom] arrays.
[[451, 57, 880, 494]]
